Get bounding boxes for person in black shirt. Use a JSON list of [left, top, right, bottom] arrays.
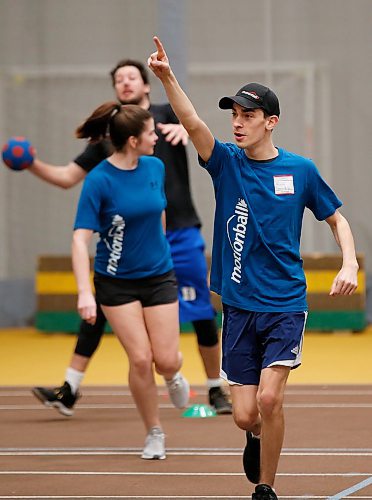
[[31, 59, 232, 416]]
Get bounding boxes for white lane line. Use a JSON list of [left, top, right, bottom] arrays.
[[1, 497, 371, 500], [0, 390, 133, 397], [0, 495, 372, 499], [0, 496, 225, 500], [266, 402, 367, 408], [2, 496, 368, 499], [2, 388, 372, 397], [2, 403, 372, 410], [0, 404, 149, 410], [1, 447, 372, 457], [2, 450, 372, 457], [0, 471, 244, 476], [328, 476, 372, 499], [286, 390, 372, 395], [0, 497, 258, 499], [0, 446, 372, 455], [0, 389, 168, 397], [1, 471, 372, 477]]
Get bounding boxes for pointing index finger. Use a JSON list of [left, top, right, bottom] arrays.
[[153, 36, 166, 58]]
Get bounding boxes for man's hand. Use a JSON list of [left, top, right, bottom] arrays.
[[329, 265, 358, 296], [148, 36, 171, 79], [157, 123, 188, 146]]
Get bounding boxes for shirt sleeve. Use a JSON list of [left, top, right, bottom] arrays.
[[198, 138, 231, 178], [74, 175, 102, 232], [74, 141, 110, 173], [305, 160, 342, 220]]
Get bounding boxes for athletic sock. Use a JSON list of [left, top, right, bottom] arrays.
[[206, 378, 223, 389], [65, 367, 84, 395]]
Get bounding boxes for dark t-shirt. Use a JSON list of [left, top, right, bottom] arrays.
[[74, 103, 201, 230]]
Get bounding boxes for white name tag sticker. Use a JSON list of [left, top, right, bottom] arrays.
[[273, 175, 294, 195]]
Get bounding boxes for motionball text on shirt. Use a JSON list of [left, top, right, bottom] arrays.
[[106, 215, 125, 275], [230, 199, 248, 284]]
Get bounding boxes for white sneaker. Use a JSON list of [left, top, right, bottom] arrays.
[[165, 373, 190, 409], [141, 427, 165, 460]]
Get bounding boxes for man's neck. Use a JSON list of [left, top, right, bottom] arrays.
[[244, 141, 278, 161], [140, 95, 151, 110], [118, 94, 151, 110]]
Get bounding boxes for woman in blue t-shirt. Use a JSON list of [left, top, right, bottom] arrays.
[[148, 37, 359, 499], [72, 101, 189, 460]]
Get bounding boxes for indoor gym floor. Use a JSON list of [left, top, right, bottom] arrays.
[[1, 326, 372, 499]]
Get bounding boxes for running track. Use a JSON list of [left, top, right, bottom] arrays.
[[0, 385, 372, 499]]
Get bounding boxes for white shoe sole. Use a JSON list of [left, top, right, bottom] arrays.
[[32, 388, 74, 416], [141, 452, 166, 460]]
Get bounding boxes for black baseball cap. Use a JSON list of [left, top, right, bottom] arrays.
[[219, 83, 280, 116]]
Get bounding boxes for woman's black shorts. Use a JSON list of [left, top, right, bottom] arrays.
[[94, 269, 178, 308]]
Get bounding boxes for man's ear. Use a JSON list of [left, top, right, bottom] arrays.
[[266, 115, 279, 131]]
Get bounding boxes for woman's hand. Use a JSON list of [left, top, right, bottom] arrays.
[[77, 291, 97, 324]]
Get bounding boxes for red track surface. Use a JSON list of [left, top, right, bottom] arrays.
[[1, 385, 372, 499]]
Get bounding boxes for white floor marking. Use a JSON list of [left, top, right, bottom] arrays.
[[328, 476, 372, 499], [2, 402, 372, 410], [1, 471, 372, 477]]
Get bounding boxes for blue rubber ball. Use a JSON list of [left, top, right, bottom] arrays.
[[2, 136, 35, 171]]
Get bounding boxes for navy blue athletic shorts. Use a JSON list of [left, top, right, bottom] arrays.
[[221, 303, 307, 385], [166, 227, 216, 323]]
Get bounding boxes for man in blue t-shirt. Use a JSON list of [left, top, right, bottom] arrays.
[[149, 37, 359, 500]]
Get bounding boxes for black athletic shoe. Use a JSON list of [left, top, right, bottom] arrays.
[[208, 387, 232, 414], [32, 382, 80, 416], [243, 431, 261, 484], [252, 484, 278, 500]]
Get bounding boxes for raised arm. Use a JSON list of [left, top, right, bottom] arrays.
[[29, 158, 86, 189], [325, 210, 359, 296], [148, 36, 214, 163]]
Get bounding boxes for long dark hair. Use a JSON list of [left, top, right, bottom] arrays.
[[75, 101, 152, 150]]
